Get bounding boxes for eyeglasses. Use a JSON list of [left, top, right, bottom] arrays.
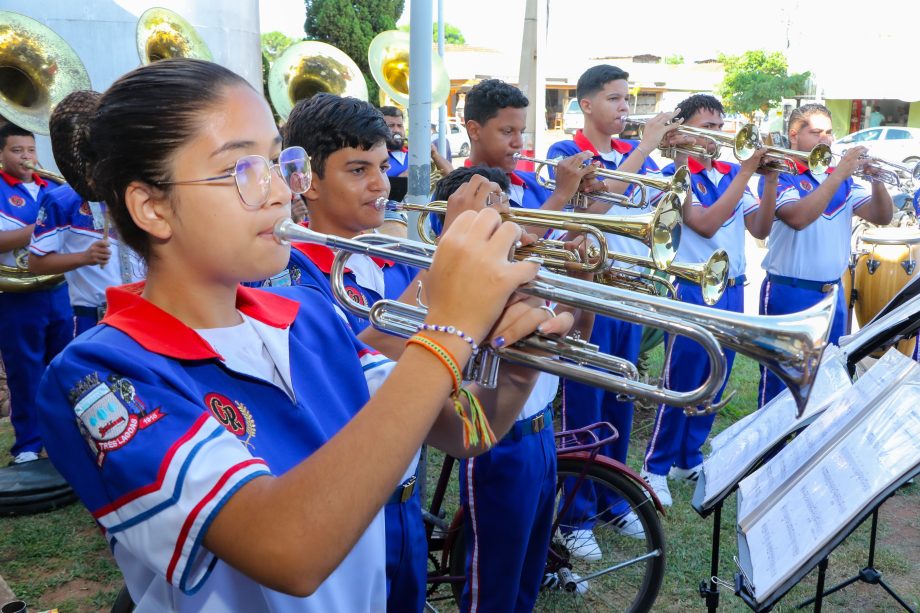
[[156, 146, 311, 209]]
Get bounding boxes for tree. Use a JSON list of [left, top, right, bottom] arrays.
[[663, 54, 684, 65], [398, 22, 466, 44], [304, 0, 405, 103], [717, 51, 810, 121], [261, 31, 296, 62]]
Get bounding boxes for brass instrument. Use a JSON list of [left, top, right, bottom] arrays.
[[267, 41, 368, 120], [830, 151, 920, 190], [602, 249, 730, 306], [0, 11, 92, 134], [274, 219, 835, 413], [390, 191, 682, 270], [23, 161, 65, 185], [597, 266, 677, 299], [0, 249, 64, 293], [368, 30, 450, 108], [135, 7, 212, 65], [513, 152, 691, 208]]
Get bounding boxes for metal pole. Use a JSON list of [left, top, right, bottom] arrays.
[[517, 0, 548, 168], [437, 0, 448, 157], [407, 0, 434, 240]]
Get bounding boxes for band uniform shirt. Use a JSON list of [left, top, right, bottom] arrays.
[[664, 159, 758, 279], [547, 131, 665, 260], [387, 148, 409, 177], [36, 282, 396, 612], [0, 169, 51, 270], [759, 161, 870, 282], [29, 184, 146, 308]]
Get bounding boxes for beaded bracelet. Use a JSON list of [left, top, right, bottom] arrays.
[[406, 334, 495, 449], [416, 323, 479, 352]]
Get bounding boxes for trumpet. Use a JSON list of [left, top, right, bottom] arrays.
[[23, 161, 66, 185], [512, 153, 692, 208], [596, 266, 677, 299], [830, 151, 920, 190], [601, 249, 730, 306], [274, 219, 835, 413], [392, 192, 683, 270]]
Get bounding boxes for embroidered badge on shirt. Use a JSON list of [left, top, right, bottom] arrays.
[[205, 392, 256, 450], [8, 195, 25, 207], [345, 286, 369, 307], [799, 179, 813, 192], [71, 373, 165, 466], [696, 182, 708, 195], [35, 206, 47, 227]]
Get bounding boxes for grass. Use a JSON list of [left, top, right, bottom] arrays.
[[1, 348, 917, 611]]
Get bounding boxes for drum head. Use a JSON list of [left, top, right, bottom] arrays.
[[860, 226, 920, 246]]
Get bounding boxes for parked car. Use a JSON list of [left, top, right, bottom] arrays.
[[562, 98, 583, 134], [831, 127, 920, 165], [431, 117, 470, 158]]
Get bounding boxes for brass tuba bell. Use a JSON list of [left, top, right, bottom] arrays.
[[0, 11, 92, 135], [267, 41, 368, 121], [135, 7, 213, 65], [368, 30, 450, 108]]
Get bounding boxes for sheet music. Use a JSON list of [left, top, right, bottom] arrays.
[[740, 375, 920, 603], [736, 349, 917, 526], [700, 348, 850, 508]]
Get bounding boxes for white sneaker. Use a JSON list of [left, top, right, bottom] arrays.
[[12, 451, 39, 464], [561, 529, 602, 561], [611, 510, 646, 539], [669, 463, 702, 483], [640, 470, 673, 507]]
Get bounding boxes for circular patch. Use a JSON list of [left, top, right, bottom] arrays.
[[205, 392, 247, 436]]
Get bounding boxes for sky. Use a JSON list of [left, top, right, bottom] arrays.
[[258, 0, 793, 61]]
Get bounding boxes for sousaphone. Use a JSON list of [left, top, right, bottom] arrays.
[[136, 7, 213, 65], [368, 30, 450, 108], [267, 41, 368, 121], [0, 11, 92, 135]]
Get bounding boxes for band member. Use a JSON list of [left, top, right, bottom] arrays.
[[641, 94, 777, 505], [0, 122, 73, 464], [29, 91, 146, 336], [380, 106, 452, 179], [757, 103, 892, 407], [543, 65, 681, 553], [37, 59, 567, 610]]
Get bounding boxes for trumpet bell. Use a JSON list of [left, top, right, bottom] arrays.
[[136, 7, 213, 65], [368, 30, 450, 108], [268, 40, 368, 120], [701, 248, 730, 306], [0, 11, 92, 135]]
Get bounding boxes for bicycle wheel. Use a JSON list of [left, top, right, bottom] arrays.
[[537, 456, 666, 612]]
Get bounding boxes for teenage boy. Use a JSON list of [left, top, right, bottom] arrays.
[[640, 94, 777, 505], [0, 122, 72, 464], [756, 103, 892, 407]]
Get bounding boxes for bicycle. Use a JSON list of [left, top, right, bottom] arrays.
[[424, 421, 667, 612]]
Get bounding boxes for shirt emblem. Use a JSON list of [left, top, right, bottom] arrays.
[[345, 286, 369, 307], [799, 179, 813, 192], [205, 392, 256, 450], [696, 182, 708, 195], [8, 195, 25, 207], [71, 373, 165, 466]]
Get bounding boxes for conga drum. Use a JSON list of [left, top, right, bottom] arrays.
[[852, 227, 920, 356]]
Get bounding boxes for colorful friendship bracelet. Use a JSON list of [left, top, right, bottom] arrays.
[[416, 323, 479, 352]]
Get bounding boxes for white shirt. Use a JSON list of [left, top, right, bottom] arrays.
[[598, 149, 667, 260]]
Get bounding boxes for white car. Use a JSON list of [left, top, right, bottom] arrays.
[[432, 118, 470, 158], [562, 98, 583, 134], [831, 127, 920, 165]]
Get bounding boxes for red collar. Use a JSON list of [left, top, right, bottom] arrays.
[[292, 239, 393, 274], [794, 160, 834, 175], [687, 157, 732, 175], [573, 130, 633, 156], [0, 169, 48, 188], [462, 158, 525, 186], [100, 282, 300, 360]]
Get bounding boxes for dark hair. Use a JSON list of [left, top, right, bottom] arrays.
[[284, 93, 390, 178], [787, 103, 831, 135], [49, 90, 102, 202], [379, 106, 403, 119], [673, 94, 724, 123], [432, 165, 509, 201], [576, 65, 629, 101], [70, 58, 250, 259], [463, 79, 528, 125], [0, 123, 34, 150]]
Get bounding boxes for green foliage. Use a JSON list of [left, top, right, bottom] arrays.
[[261, 31, 296, 62], [399, 22, 466, 44], [304, 0, 405, 103], [663, 54, 684, 65], [717, 50, 810, 121]]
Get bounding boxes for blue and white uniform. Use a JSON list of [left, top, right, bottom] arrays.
[[29, 184, 146, 335], [386, 147, 409, 177], [0, 170, 72, 457], [37, 283, 396, 611], [288, 239, 424, 613], [757, 161, 870, 406], [545, 131, 663, 525], [644, 159, 758, 475]]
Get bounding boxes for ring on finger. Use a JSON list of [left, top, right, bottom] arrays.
[[538, 305, 556, 318]]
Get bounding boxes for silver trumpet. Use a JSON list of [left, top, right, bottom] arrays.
[[274, 219, 836, 413]]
